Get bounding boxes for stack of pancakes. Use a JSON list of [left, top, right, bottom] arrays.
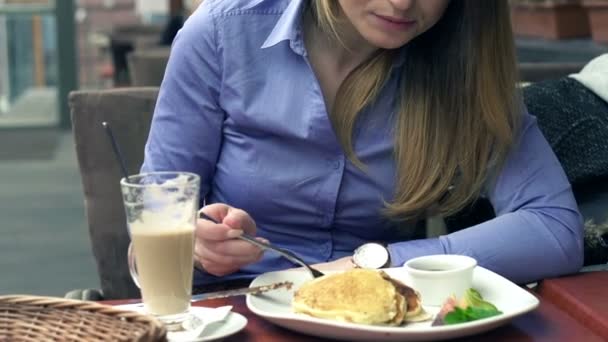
[[292, 269, 429, 325]]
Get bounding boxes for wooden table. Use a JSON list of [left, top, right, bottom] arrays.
[[105, 271, 608, 341]]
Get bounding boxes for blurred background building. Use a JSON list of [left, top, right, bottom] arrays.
[[0, 0, 605, 297], [0, 0, 200, 127]]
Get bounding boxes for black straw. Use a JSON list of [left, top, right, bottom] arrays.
[[102, 121, 130, 181]]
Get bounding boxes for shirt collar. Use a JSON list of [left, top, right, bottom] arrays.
[[261, 0, 307, 55]]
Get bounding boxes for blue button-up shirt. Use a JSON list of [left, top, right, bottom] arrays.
[[142, 0, 584, 285]]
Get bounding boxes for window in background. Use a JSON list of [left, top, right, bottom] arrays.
[[0, 0, 58, 127]]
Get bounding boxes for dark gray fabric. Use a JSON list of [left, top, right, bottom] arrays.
[[518, 62, 586, 83], [581, 220, 608, 267], [526, 78, 608, 266], [69, 87, 159, 299], [524, 77, 608, 186], [127, 48, 171, 87]]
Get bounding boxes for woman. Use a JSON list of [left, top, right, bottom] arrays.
[[142, 0, 583, 286]]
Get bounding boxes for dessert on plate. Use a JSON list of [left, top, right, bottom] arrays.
[[292, 269, 430, 325]]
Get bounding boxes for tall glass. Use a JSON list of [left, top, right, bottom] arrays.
[[121, 172, 200, 324]]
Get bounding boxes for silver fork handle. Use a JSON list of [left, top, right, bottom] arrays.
[[199, 212, 323, 277], [237, 233, 309, 269]]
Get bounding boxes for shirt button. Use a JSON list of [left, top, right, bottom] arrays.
[[320, 243, 331, 257], [333, 160, 341, 169]]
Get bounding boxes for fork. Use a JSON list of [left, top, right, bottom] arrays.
[[198, 212, 325, 278]]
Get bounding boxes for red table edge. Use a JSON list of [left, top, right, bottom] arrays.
[[536, 271, 608, 339], [100, 294, 608, 341]]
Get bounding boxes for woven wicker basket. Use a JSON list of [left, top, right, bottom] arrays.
[[0, 295, 167, 341]]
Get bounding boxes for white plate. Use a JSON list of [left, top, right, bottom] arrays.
[[115, 305, 247, 342], [246, 266, 539, 341]]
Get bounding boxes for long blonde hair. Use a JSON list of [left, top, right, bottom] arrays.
[[312, 0, 521, 220]]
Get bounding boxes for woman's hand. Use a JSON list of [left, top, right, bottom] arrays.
[[310, 256, 357, 273], [194, 203, 265, 277]]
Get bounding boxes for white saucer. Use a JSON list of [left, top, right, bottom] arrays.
[[168, 307, 247, 342], [115, 305, 247, 342]]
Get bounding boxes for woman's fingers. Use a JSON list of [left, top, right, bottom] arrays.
[[222, 208, 257, 235], [197, 205, 257, 239], [194, 203, 263, 277], [199, 203, 231, 222], [196, 218, 242, 241], [310, 256, 356, 272], [195, 242, 263, 266], [199, 204, 257, 234], [197, 238, 263, 259], [194, 239, 263, 277]]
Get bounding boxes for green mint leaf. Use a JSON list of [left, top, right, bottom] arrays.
[[464, 289, 499, 311], [444, 306, 502, 325]]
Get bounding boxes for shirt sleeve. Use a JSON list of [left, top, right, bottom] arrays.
[[141, 4, 224, 199], [387, 112, 584, 284]]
